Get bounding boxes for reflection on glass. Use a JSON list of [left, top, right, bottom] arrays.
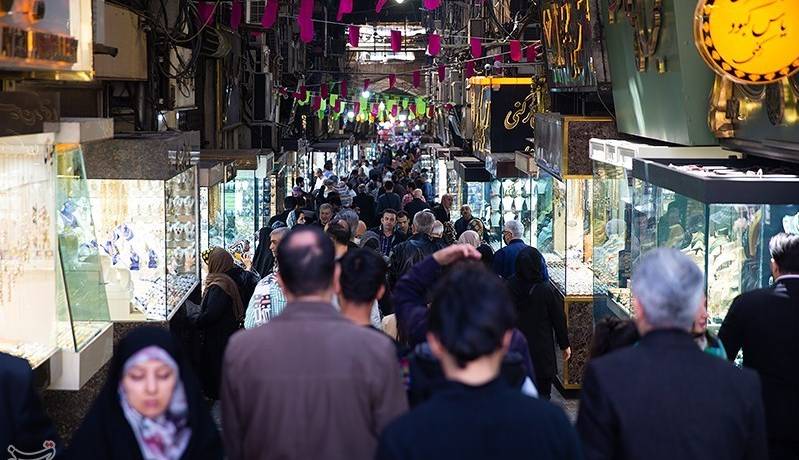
[[0, 139, 58, 367], [224, 170, 256, 247]]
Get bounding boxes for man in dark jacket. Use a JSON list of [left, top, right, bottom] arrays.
[[378, 249, 580, 460], [369, 208, 406, 258], [388, 210, 442, 288], [431, 194, 452, 224], [267, 196, 297, 228], [353, 184, 377, 228], [0, 353, 60, 456], [454, 204, 475, 238], [719, 232, 799, 460], [577, 248, 767, 460], [492, 220, 530, 279], [403, 189, 430, 222], [376, 180, 402, 216]]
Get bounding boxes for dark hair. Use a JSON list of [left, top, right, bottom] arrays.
[[276, 226, 335, 296], [339, 249, 387, 303], [325, 217, 351, 246], [428, 263, 516, 368], [324, 160, 333, 171], [326, 192, 342, 208], [381, 208, 398, 218], [296, 177, 305, 185], [384, 180, 394, 191], [283, 196, 298, 210], [770, 232, 799, 274], [295, 196, 306, 208], [588, 317, 640, 359], [396, 210, 409, 220]]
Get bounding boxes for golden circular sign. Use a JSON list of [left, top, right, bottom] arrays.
[[694, 0, 799, 84]]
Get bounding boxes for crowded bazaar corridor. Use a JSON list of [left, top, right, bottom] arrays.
[[0, 0, 798, 458]]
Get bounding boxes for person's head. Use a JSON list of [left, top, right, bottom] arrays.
[[421, 173, 429, 182], [338, 248, 387, 306], [412, 188, 424, 200], [359, 231, 381, 253], [324, 160, 333, 172], [468, 218, 485, 237], [631, 248, 704, 335], [384, 180, 394, 192], [269, 227, 289, 256], [692, 300, 709, 336], [319, 203, 334, 224], [315, 168, 323, 178], [121, 345, 180, 419], [458, 230, 481, 247], [427, 263, 516, 371], [413, 210, 436, 236], [337, 209, 360, 239], [357, 184, 367, 195], [296, 176, 305, 187], [292, 186, 303, 198], [323, 178, 335, 190], [205, 247, 235, 275], [381, 209, 397, 232], [276, 226, 336, 298], [589, 317, 640, 359], [502, 220, 524, 244], [431, 220, 444, 239], [396, 211, 410, 234], [283, 196, 298, 212], [460, 204, 472, 220], [326, 217, 352, 248], [515, 247, 546, 284], [769, 232, 799, 278], [441, 194, 453, 208], [326, 192, 342, 209], [294, 196, 306, 209]]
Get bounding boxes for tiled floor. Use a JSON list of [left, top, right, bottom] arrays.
[[551, 388, 580, 424]]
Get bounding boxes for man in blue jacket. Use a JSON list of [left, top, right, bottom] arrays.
[[492, 220, 529, 279]]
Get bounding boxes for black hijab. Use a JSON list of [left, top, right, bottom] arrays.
[[66, 327, 223, 460], [507, 247, 547, 302], [251, 226, 272, 278]]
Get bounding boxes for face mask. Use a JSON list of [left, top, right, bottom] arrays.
[[353, 237, 362, 245]]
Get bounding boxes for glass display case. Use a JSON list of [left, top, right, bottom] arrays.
[[199, 161, 226, 253], [453, 155, 492, 239], [55, 144, 112, 351], [0, 134, 59, 369], [631, 157, 799, 332], [86, 167, 199, 321], [535, 169, 594, 296], [590, 140, 730, 317]]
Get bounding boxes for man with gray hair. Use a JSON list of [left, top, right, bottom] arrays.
[[577, 248, 767, 460], [388, 210, 441, 288], [337, 209, 361, 249], [492, 220, 530, 279], [244, 227, 289, 328]]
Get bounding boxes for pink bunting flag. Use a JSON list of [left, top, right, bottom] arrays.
[[428, 33, 441, 56], [444, 103, 453, 111], [198, 1, 216, 25], [278, 87, 288, 96], [336, 0, 352, 21], [348, 25, 359, 47], [409, 103, 416, 114], [298, 0, 314, 43], [427, 105, 435, 118], [334, 99, 341, 113], [364, 79, 370, 90], [311, 96, 321, 110], [389, 74, 396, 89], [371, 103, 379, 116], [422, 0, 441, 10], [230, 0, 242, 29], [494, 54, 503, 63], [510, 40, 522, 62], [261, 0, 278, 28], [321, 83, 329, 99], [375, 0, 388, 13], [437, 65, 445, 82], [470, 37, 482, 58], [354, 102, 361, 113], [412, 70, 421, 87], [526, 45, 538, 62], [390, 30, 401, 52], [465, 60, 474, 78], [391, 105, 398, 117], [340, 80, 348, 97], [293, 85, 307, 100]]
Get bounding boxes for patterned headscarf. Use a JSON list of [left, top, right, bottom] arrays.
[[119, 346, 191, 460]]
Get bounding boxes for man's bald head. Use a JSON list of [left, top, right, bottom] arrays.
[[276, 226, 335, 296]]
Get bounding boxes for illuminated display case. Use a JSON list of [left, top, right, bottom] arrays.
[[631, 157, 799, 333], [453, 156, 492, 241], [82, 133, 201, 321], [589, 139, 730, 317], [0, 134, 59, 369], [534, 113, 616, 392], [198, 161, 227, 253]]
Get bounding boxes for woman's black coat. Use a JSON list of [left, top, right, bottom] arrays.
[[66, 327, 223, 459]]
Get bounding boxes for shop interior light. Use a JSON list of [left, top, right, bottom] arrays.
[[379, 101, 386, 111], [362, 90, 371, 98], [398, 112, 408, 122]]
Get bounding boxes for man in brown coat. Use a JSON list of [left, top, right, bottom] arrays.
[[221, 226, 408, 460]]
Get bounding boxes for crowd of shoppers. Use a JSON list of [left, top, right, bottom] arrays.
[[2, 141, 797, 460]]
